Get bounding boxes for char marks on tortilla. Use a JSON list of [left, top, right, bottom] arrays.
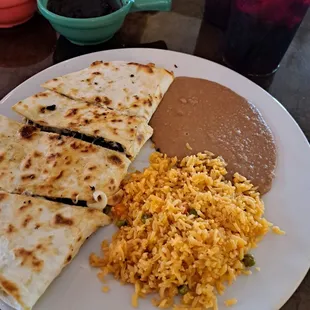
[[41, 61, 174, 121], [0, 191, 110, 310], [12, 90, 153, 159], [0, 115, 130, 208]]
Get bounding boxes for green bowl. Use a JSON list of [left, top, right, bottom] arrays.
[[37, 0, 171, 45]]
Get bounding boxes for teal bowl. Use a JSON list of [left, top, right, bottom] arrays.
[[37, 0, 171, 45]]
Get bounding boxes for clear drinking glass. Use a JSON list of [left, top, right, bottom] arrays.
[[223, 0, 309, 76]]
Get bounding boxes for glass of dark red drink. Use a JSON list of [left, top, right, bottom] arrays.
[[204, 0, 231, 30], [223, 0, 309, 76]]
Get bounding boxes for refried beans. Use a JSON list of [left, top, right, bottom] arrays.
[[150, 77, 276, 194]]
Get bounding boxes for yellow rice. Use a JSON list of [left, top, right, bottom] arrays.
[[90, 152, 275, 309], [224, 298, 238, 307], [272, 226, 286, 235], [186, 143, 193, 151], [102, 286, 110, 293]]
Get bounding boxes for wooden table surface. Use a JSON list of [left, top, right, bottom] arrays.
[[0, 2, 309, 309]]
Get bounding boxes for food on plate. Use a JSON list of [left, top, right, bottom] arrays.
[[42, 61, 174, 122], [242, 254, 256, 267], [13, 90, 153, 159], [0, 115, 130, 209], [90, 152, 274, 309], [0, 190, 110, 310], [150, 77, 277, 194], [225, 299, 238, 307], [272, 226, 286, 235], [47, 0, 119, 18]]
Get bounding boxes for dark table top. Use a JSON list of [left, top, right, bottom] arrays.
[[0, 3, 309, 309]]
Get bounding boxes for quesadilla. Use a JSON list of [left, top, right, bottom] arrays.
[[0, 115, 131, 209], [0, 191, 110, 310], [12, 90, 153, 159], [41, 61, 174, 121]]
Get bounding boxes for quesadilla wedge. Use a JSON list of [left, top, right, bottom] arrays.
[[12, 90, 153, 159], [41, 61, 174, 121], [0, 115, 131, 209], [0, 191, 110, 310]]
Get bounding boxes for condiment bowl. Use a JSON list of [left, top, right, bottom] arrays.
[[37, 0, 171, 45], [0, 0, 37, 28]]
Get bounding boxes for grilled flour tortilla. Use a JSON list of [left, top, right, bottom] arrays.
[[0, 191, 110, 310], [41, 61, 174, 121], [13, 90, 153, 159], [0, 115, 131, 209]]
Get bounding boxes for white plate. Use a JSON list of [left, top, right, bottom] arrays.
[[1, 49, 310, 310]]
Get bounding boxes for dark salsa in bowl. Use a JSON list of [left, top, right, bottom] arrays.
[[47, 0, 121, 18]]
